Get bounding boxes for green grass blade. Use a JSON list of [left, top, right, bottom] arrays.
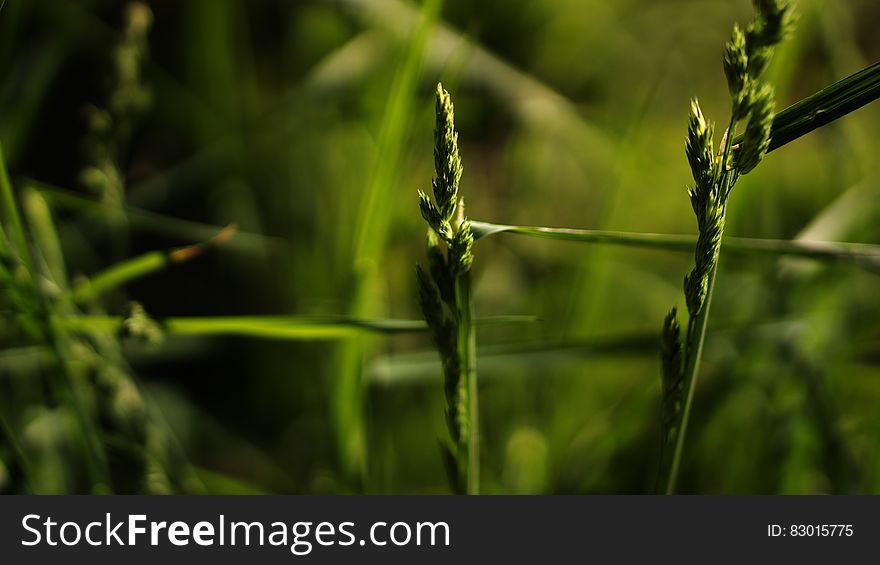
[[68, 225, 236, 305], [733, 61, 880, 154], [57, 314, 535, 340], [471, 221, 880, 268], [456, 271, 479, 494]]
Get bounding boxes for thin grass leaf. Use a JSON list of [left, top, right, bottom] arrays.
[[733, 61, 880, 154], [56, 314, 536, 340], [471, 221, 880, 268]]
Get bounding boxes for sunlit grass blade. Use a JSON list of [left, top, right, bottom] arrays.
[[68, 225, 237, 305], [470, 221, 880, 268], [56, 314, 536, 340]]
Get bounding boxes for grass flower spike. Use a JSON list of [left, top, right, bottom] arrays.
[[417, 83, 479, 494], [659, 0, 793, 494]]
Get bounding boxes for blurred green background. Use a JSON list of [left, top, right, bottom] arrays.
[[1, 0, 879, 494]]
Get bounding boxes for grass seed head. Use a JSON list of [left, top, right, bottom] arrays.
[[433, 83, 463, 221], [724, 25, 752, 120], [737, 85, 775, 174], [685, 99, 715, 190]]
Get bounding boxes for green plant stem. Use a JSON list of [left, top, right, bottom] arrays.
[[665, 260, 719, 494], [665, 113, 739, 494], [455, 271, 478, 494]]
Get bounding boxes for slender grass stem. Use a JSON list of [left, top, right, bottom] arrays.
[[665, 109, 737, 494], [664, 259, 718, 494], [455, 271, 478, 494]]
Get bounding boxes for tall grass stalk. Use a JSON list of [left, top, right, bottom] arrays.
[[417, 83, 478, 494], [660, 0, 795, 494]]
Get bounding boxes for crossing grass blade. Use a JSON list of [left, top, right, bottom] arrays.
[[68, 225, 237, 305], [470, 221, 880, 268]]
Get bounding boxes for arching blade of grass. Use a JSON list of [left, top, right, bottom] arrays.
[[2, 313, 536, 373], [67, 224, 237, 305], [332, 0, 441, 487], [733, 61, 880, 154], [57, 314, 535, 341], [471, 221, 880, 268]]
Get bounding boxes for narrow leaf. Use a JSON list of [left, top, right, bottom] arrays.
[[734, 61, 880, 153], [471, 221, 880, 268]]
